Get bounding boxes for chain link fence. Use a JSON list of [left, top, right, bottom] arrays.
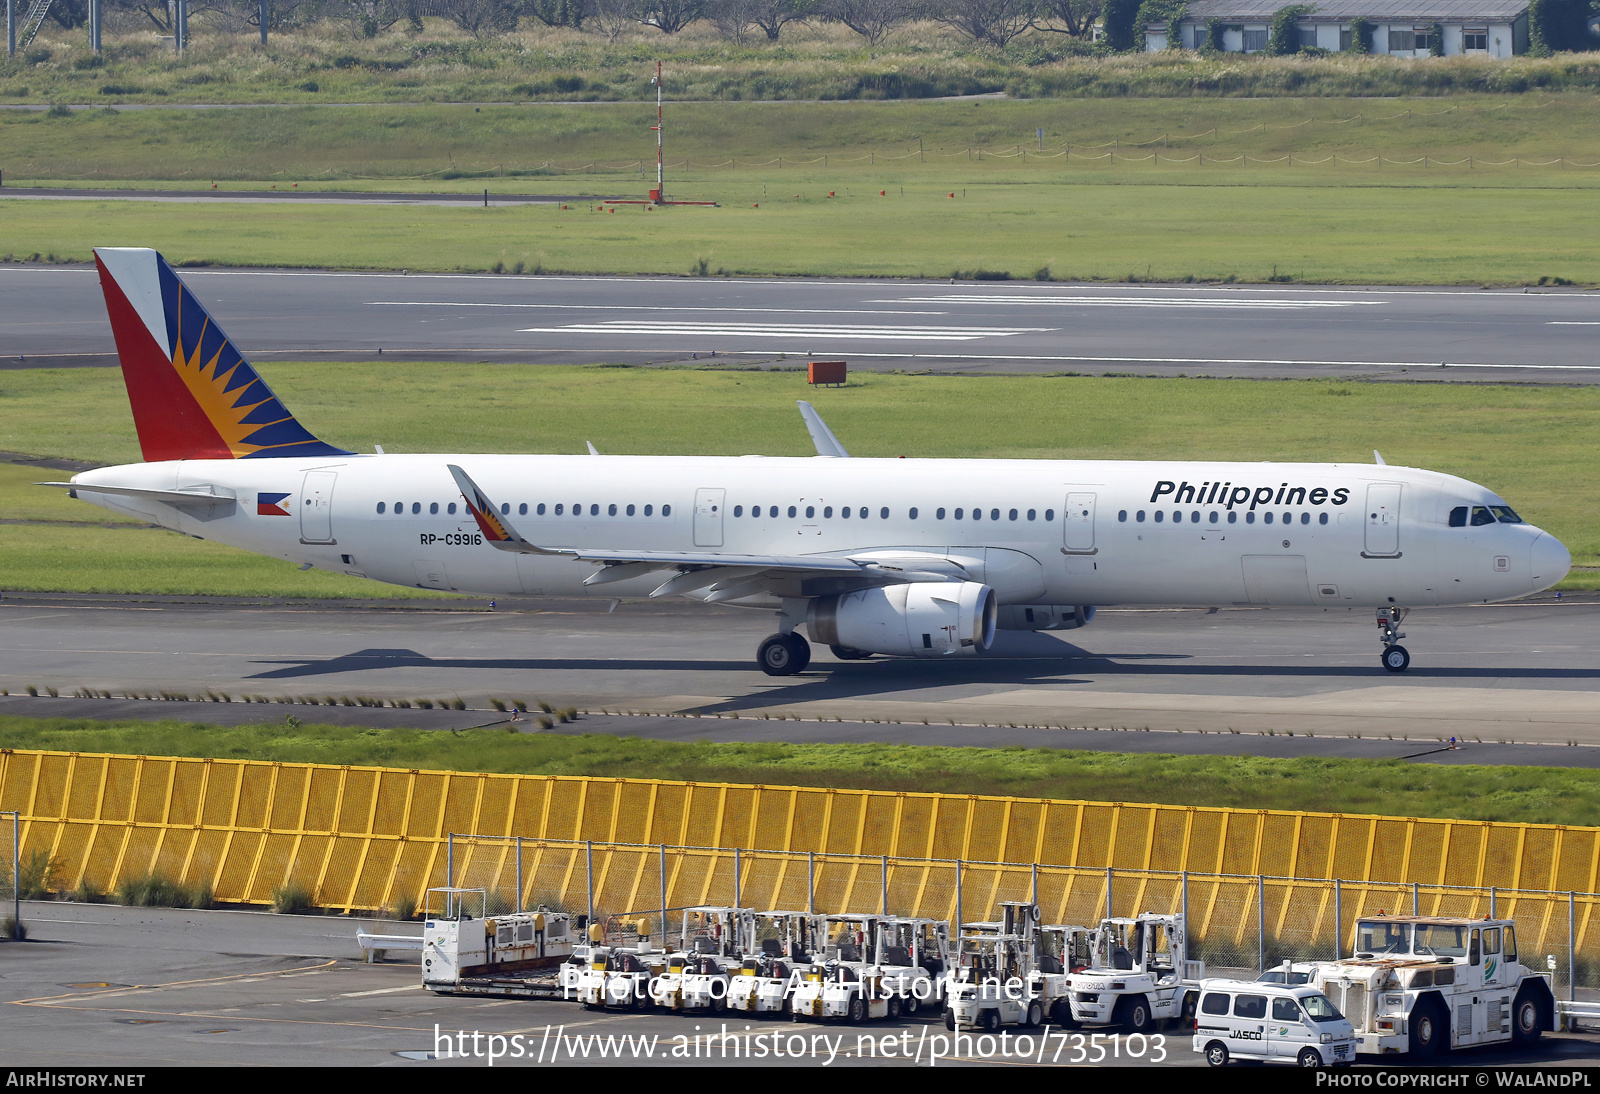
[[445, 833, 1599, 1001]]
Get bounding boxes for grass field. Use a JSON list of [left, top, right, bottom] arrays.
[[9, 97, 1600, 283], [2, 365, 1595, 595], [2, 714, 1595, 825], [10, 179, 1600, 285]]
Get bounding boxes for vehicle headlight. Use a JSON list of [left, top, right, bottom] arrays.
[[1321, 1033, 1334, 1044]]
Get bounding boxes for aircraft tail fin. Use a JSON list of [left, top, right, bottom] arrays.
[[93, 247, 351, 462]]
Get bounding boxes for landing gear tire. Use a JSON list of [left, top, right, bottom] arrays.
[[1381, 644, 1411, 673], [829, 644, 873, 660], [758, 632, 811, 676]]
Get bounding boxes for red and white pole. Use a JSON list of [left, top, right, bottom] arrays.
[[651, 61, 664, 203]]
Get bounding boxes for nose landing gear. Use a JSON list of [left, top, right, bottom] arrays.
[[1377, 607, 1410, 672]]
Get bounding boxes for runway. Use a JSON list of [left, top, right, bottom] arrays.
[[7, 264, 1600, 380], [4, 592, 1597, 754]]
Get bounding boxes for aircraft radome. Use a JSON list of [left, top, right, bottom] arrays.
[[41, 248, 1572, 676]]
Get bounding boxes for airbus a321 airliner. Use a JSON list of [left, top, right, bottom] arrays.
[[45, 248, 1571, 676]]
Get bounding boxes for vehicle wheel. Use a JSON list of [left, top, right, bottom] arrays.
[[1408, 1000, 1442, 1057], [1116, 995, 1155, 1034], [711, 994, 728, 1015], [944, 1008, 956, 1031], [903, 994, 920, 1016], [1512, 987, 1544, 1047], [829, 644, 873, 660], [1297, 1047, 1324, 1068], [1025, 1001, 1043, 1028], [1205, 1041, 1229, 1068], [1382, 644, 1411, 673], [1050, 998, 1081, 1030], [887, 996, 902, 1021], [847, 996, 865, 1024], [981, 1008, 1002, 1032], [758, 633, 809, 676]]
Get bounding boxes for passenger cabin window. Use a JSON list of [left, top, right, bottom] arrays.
[[1272, 997, 1302, 1022], [376, 502, 386, 513], [626, 504, 635, 516], [1136, 511, 1145, 522], [609, 504, 618, 516], [824, 507, 834, 518], [806, 506, 816, 518], [1045, 509, 1055, 521], [1201, 993, 1230, 1016], [789, 506, 798, 517], [644, 505, 653, 516], [1119, 510, 1128, 522], [429, 502, 439, 515], [936, 508, 946, 519], [1209, 512, 1219, 524], [773, 507, 782, 518], [590, 504, 599, 516], [1027, 509, 1036, 521], [534, 503, 544, 515], [842, 507, 851, 519], [881, 507, 890, 519], [1319, 513, 1328, 525], [734, 506, 744, 517], [1234, 995, 1268, 1019], [555, 504, 564, 515], [1009, 509, 1018, 521], [990, 509, 999, 521], [909, 508, 918, 519], [955, 509, 964, 520], [1229, 512, 1238, 524], [662, 504, 671, 516], [448, 503, 457, 515], [500, 503, 509, 515], [1246, 512, 1256, 524]]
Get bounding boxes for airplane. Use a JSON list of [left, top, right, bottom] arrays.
[[40, 248, 1571, 677]]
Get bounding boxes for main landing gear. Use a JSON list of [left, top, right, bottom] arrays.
[[757, 632, 811, 676], [1377, 606, 1411, 673]]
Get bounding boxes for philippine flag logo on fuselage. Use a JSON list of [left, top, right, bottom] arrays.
[[257, 492, 292, 516]]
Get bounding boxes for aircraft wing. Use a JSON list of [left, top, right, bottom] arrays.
[[447, 464, 959, 599]]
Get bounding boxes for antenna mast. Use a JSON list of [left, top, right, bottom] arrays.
[[651, 61, 664, 204]]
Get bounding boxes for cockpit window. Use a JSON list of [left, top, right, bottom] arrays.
[[1449, 506, 1467, 528], [1471, 506, 1497, 527], [1491, 506, 1523, 524]]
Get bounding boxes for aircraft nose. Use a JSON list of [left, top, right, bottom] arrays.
[[1530, 532, 1571, 589]]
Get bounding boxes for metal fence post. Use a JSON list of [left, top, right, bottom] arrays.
[[10, 811, 17, 940], [258, 0, 267, 45], [446, 833, 454, 890], [808, 852, 815, 915], [515, 836, 522, 914], [1106, 867, 1114, 920], [1490, 886, 1497, 919], [8, 0, 15, 58], [1334, 879, 1342, 959], [956, 859, 963, 939], [1031, 862, 1039, 908], [90, 0, 100, 53], [1258, 874, 1267, 973], [585, 840, 594, 924], [734, 847, 742, 909], [1412, 881, 1419, 916], [1570, 892, 1577, 1004], [1181, 871, 1189, 930], [881, 855, 888, 916], [659, 844, 667, 949]]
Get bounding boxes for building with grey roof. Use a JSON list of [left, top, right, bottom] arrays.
[[1145, 0, 1530, 56]]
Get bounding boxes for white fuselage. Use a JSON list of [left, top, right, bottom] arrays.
[[68, 454, 1569, 611]]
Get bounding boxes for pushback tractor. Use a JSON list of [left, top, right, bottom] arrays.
[[1302, 915, 1555, 1057]]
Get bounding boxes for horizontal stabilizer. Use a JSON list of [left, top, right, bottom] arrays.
[[797, 400, 850, 458], [36, 481, 237, 508]]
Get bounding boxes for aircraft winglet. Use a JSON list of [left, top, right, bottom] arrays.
[[447, 464, 557, 555], [797, 401, 850, 458]]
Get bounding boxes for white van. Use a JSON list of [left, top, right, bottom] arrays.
[[1192, 979, 1357, 1067]]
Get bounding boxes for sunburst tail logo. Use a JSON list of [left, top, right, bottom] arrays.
[[94, 248, 353, 462]]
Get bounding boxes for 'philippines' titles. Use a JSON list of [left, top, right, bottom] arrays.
[[1150, 480, 1352, 511]]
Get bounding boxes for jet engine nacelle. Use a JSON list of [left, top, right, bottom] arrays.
[[808, 582, 997, 658], [996, 604, 1096, 631]]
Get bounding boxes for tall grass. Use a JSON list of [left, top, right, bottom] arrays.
[[5, 18, 1600, 106], [115, 870, 214, 908]]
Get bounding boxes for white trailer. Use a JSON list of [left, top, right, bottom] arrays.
[[1303, 914, 1555, 1057], [421, 888, 580, 999], [1062, 912, 1203, 1033]]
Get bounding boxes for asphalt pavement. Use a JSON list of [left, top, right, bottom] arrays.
[[6, 263, 1600, 380]]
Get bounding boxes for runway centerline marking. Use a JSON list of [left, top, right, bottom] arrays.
[[370, 301, 949, 316], [516, 321, 1048, 341], [870, 294, 1387, 310]]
